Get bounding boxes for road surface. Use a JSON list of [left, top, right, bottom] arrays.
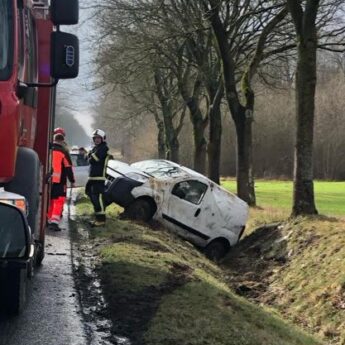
[[0, 217, 88, 345]]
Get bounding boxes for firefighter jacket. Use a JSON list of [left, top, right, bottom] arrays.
[[87, 141, 111, 181], [52, 143, 75, 185]]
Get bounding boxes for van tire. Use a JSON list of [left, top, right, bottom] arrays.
[[125, 199, 154, 221], [204, 239, 229, 262]]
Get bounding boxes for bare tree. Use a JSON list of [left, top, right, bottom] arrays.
[[204, 1, 290, 205], [287, 0, 345, 215]]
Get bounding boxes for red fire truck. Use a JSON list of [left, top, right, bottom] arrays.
[[0, 0, 79, 313]]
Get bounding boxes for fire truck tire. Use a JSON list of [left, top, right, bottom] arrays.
[[6, 148, 40, 236], [35, 238, 45, 266], [2, 267, 28, 315]]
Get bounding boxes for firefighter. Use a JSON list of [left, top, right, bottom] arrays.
[[52, 127, 73, 217], [47, 133, 75, 231], [53, 127, 70, 155], [85, 129, 111, 227], [53, 127, 66, 136]]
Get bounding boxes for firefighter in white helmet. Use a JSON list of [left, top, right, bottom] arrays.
[[85, 129, 112, 227]]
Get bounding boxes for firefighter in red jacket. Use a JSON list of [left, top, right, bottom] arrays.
[[47, 133, 75, 231], [52, 127, 73, 217]]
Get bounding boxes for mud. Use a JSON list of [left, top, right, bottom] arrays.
[[222, 223, 288, 302]]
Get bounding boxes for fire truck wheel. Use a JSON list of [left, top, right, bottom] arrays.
[[6, 148, 40, 236], [35, 237, 45, 266], [4, 267, 28, 315]]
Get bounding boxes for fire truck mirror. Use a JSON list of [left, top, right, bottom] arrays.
[[0, 203, 30, 259], [51, 0, 79, 26], [51, 32, 79, 79]]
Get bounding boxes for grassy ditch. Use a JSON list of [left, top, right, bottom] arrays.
[[75, 197, 321, 345], [223, 210, 345, 345]]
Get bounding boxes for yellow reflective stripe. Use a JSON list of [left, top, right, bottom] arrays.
[[95, 211, 105, 215], [88, 177, 106, 181], [91, 153, 100, 162], [99, 194, 104, 212], [102, 155, 111, 177]]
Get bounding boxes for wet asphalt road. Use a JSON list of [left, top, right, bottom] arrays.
[[0, 217, 88, 345]]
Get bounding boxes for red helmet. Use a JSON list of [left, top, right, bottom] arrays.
[[54, 127, 66, 136]]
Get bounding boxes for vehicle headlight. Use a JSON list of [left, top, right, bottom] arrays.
[[126, 173, 149, 183], [0, 199, 27, 214]]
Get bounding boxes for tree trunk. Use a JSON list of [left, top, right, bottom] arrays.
[[163, 112, 179, 163], [206, 2, 256, 205], [207, 84, 223, 184], [292, 40, 318, 215], [287, 0, 319, 216], [154, 70, 180, 163], [234, 106, 256, 206], [157, 120, 166, 159], [179, 73, 207, 174], [186, 97, 207, 173]]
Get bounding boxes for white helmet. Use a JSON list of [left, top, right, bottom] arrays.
[[92, 129, 106, 141]]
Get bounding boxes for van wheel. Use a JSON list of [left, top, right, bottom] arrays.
[[125, 199, 154, 222], [204, 240, 229, 262]]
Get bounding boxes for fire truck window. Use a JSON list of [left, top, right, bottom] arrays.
[[0, 0, 11, 79], [24, 10, 38, 83], [18, 9, 25, 79]]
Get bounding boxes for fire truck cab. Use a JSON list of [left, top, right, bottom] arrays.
[[0, 0, 79, 314]]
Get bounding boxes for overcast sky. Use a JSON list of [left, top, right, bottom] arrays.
[[57, 5, 99, 137]]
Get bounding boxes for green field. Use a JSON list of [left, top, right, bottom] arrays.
[[221, 180, 345, 216]]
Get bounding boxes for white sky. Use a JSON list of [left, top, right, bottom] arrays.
[[57, 5, 99, 137]]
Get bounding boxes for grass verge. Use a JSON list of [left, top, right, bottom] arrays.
[[75, 196, 321, 345]]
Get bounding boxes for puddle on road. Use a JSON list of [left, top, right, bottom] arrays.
[[67, 190, 131, 345]]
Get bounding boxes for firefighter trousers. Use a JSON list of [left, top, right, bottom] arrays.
[[47, 196, 65, 224], [86, 180, 107, 222]]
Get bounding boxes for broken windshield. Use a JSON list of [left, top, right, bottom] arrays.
[[131, 160, 182, 177], [0, 0, 13, 80]]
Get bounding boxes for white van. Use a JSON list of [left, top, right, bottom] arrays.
[[105, 159, 248, 260]]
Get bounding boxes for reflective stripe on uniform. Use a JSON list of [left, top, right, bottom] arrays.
[[91, 153, 99, 162], [103, 155, 111, 177], [52, 172, 61, 179], [99, 194, 104, 212], [88, 177, 106, 181]]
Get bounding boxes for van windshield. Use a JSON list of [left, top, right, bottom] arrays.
[[0, 0, 13, 80]]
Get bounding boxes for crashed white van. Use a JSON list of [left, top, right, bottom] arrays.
[[105, 159, 248, 260]]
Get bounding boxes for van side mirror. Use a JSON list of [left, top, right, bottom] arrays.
[[51, 32, 79, 79], [0, 203, 30, 259], [51, 0, 79, 25]]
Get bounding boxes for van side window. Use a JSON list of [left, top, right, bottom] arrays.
[[172, 180, 207, 205]]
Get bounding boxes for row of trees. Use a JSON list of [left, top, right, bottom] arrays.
[[89, 0, 345, 216], [93, 64, 345, 179]]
